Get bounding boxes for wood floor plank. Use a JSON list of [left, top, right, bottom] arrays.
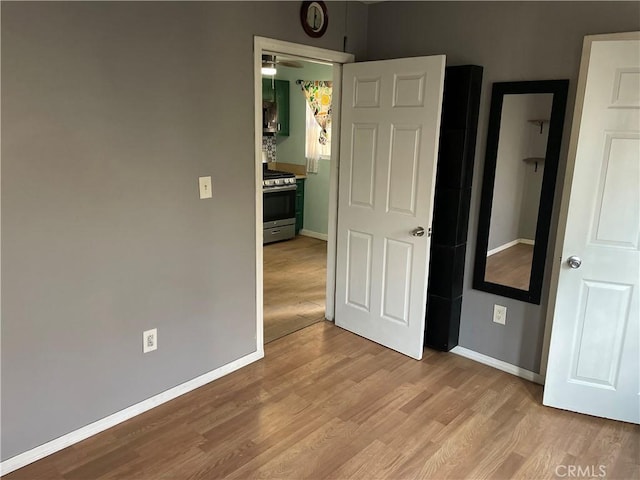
[[4, 321, 638, 480], [263, 236, 327, 343], [62, 445, 139, 480], [485, 242, 534, 290]]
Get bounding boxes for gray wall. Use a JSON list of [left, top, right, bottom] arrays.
[[3, 0, 639, 464], [488, 94, 551, 251], [367, 1, 640, 372], [1, 1, 367, 461], [518, 118, 550, 242], [518, 162, 544, 241], [274, 62, 333, 235]]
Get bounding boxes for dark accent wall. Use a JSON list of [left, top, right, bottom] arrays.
[[367, 1, 640, 371], [1, 1, 368, 462], [426, 65, 483, 351]]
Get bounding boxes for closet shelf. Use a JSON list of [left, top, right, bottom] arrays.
[[523, 157, 545, 172], [528, 119, 549, 133]]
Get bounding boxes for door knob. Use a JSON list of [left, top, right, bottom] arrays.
[[567, 256, 582, 269], [411, 226, 425, 237]]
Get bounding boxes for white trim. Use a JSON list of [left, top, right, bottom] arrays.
[[254, 37, 354, 328], [451, 346, 544, 385], [299, 229, 328, 241], [254, 40, 265, 350], [539, 31, 640, 381], [325, 62, 347, 322], [0, 350, 263, 476], [256, 37, 354, 65], [487, 239, 519, 256], [486, 238, 534, 257]]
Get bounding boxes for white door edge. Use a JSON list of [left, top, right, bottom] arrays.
[[254, 37, 355, 350], [539, 31, 640, 382]]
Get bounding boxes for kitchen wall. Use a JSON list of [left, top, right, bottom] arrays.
[[1, 1, 367, 462], [274, 61, 333, 236], [367, 1, 640, 372]]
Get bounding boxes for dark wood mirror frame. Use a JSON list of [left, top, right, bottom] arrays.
[[473, 80, 569, 304]]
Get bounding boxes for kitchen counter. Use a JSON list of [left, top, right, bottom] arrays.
[[268, 162, 306, 179]]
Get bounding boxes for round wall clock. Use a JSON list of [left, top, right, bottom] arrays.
[[300, 1, 328, 38]]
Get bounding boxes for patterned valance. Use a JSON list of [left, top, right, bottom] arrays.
[[299, 81, 333, 145]]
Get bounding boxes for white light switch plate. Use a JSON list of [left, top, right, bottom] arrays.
[[493, 304, 507, 325], [199, 176, 212, 199]]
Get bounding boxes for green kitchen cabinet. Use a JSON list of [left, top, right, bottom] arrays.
[[262, 78, 289, 136], [262, 78, 275, 102], [295, 178, 305, 235]]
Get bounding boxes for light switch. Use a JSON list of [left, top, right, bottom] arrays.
[[199, 176, 212, 199]]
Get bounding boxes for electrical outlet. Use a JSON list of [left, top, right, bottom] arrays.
[[199, 176, 212, 199], [143, 328, 157, 353], [493, 304, 507, 325]]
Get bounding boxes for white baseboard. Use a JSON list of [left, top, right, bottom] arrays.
[[450, 346, 543, 385], [487, 239, 519, 256], [299, 229, 328, 241], [487, 238, 535, 257], [0, 350, 264, 476]]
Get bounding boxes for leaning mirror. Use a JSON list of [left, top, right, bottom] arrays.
[[473, 80, 569, 304]]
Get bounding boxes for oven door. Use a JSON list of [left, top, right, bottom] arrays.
[[263, 184, 297, 244], [263, 184, 296, 225]]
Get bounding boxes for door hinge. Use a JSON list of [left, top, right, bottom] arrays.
[[428, 227, 432, 237]]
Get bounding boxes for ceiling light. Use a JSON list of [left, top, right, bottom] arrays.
[[262, 54, 277, 76]]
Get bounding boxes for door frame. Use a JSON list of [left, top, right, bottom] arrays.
[[539, 31, 640, 381], [254, 37, 354, 351]]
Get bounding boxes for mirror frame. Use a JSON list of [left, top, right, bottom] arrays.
[[473, 80, 569, 304]]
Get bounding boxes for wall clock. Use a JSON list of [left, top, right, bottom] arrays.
[[300, 1, 328, 38]]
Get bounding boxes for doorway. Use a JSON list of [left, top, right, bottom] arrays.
[[253, 37, 354, 349], [262, 55, 333, 343], [255, 38, 445, 359]]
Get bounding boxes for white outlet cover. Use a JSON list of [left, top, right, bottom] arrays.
[[143, 328, 157, 353], [199, 176, 212, 199], [493, 304, 507, 325]]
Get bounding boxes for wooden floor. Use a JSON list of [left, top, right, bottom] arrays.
[[263, 235, 327, 344], [6, 322, 638, 480], [485, 243, 534, 290]]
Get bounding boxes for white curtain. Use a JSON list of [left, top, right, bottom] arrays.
[[305, 102, 321, 173], [300, 81, 332, 174]]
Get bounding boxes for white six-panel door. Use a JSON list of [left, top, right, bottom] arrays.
[[543, 33, 640, 423], [335, 56, 445, 360]]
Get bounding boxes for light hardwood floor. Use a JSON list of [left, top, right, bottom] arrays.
[[5, 322, 638, 480], [263, 235, 327, 344], [485, 243, 534, 290]]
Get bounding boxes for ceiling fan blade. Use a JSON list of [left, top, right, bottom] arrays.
[[277, 60, 303, 69]]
